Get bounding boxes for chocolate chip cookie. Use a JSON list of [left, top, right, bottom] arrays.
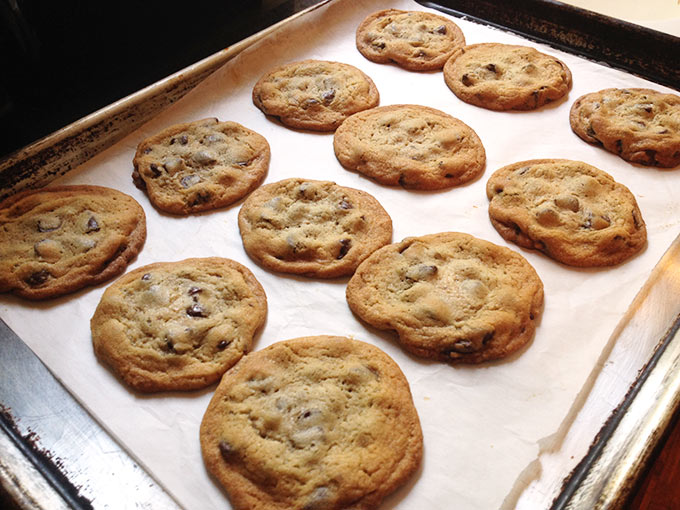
[[200, 335, 423, 510], [334, 104, 486, 189], [346, 232, 544, 363], [91, 257, 267, 392], [486, 159, 647, 266], [570, 88, 680, 168], [252, 60, 380, 131], [0, 185, 146, 300], [443, 43, 572, 111], [238, 178, 392, 278], [132, 118, 270, 215], [356, 9, 465, 71]]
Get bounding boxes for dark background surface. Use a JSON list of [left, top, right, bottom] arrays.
[[0, 0, 323, 160]]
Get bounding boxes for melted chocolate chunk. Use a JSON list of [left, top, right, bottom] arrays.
[[338, 199, 353, 210], [337, 239, 352, 259], [180, 175, 200, 188], [218, 440, 237, 461], [322, 89, 336, 105], [85, 216, 100, 233], [435, 25, 447, 34], [25, 269, 50, 286], [186, 303, 207, 318]]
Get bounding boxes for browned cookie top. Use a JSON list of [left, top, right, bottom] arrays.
[[0, 185, 146, 300], [91, 257, 267, 392], [346, 232, 544, 364], [200, 335, 423, 510], [252, 60, 380, 131], [132, 118, 270, 214], [238, 178, 392, 278], [333, 104, 486, 189], [356, 9, 465, 71], [570, 88, 680, 168], [486, 159, 647, 266], [443, 43, 572, 111]]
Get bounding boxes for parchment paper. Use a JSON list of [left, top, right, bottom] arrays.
[[1, 1, 679, 509]]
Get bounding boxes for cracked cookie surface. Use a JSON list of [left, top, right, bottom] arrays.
[[356, 9, 465, 71], [238, 178, 392, 278], [569, 88, 680, 168], [132, 118, 270, 215], [346, 232, 543, 363], [443, 43, 572, 111], [199, 335, 423, 510], [486, 159, 647, 266], [0, 185, 146, 300], [91, 257, 267, 392], [252, 60, 379, 131], [334, 104, 485, 189]]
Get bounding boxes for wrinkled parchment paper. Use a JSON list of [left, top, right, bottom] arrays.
[[1, 1, 679, 508]]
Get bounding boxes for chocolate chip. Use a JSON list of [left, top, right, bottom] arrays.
[[435, 25, 447, 34], [179, 135, 189, 145], [218, 440, 237, 461], [461, 74, 472, 86], [586, 125, 597, 137], [338, 199, 353, 210], [186, 303, 207, 317], [141, 273, 151, 281], [149, 163, 161, 177], [143, 147, 152, 154], [190, 191, 211, 206], [616, 139, 623, 154], [450, 339, 475, 353], [188, 286, 202, 296], [217, 340, 230, 350], [337, 239, 351, 259], [303, 98, 319, 109], [483, 331, 494, 344], [37, 218, 62, 232], [303, 486, 330, 510], [236, 160, 250, 167], [25, 270, 50, 286], [486, 63, 497, 73], [85, 216, 100, 233], [322, 89, 335, 105], [645, 149, 658, 164], [180, 174, 200, 188], [372, 41, 386, 49]]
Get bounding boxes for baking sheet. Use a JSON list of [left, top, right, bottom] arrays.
[[1, 0, 679, 509]]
